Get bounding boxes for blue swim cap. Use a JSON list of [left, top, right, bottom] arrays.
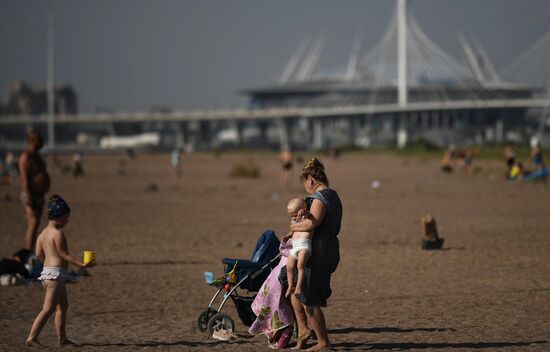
[[47, 194, 71, 220]]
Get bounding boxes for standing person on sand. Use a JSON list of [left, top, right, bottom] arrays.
[[279, 158, 343, 351], [171, 148, 182, 178], [280, 149, 294, 187], [25, 195, 95, 347], [19, 130, 51, 250]]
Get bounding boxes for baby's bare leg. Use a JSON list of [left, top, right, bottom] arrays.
[[294, 250, 311, 296], [285, 255, 297, 298], [55, 282, 74, 346], [26, 280, 63, 346]]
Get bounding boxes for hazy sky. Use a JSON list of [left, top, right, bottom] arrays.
[[1, 0, 549, 112]]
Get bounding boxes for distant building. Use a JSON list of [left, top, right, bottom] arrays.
[[241, 1, 548, 148], [3, 81, 78, 116], [244, 81, 541, 109]]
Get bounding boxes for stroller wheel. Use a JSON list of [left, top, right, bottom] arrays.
[[197, 308, 216, 332], [207, 313, 235, 336]]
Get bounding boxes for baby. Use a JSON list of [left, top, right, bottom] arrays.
[[285, 197, 312, 298], [25, 194, 95, 347]]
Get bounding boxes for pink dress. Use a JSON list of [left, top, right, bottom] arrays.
[[248, 240, 294, 338]]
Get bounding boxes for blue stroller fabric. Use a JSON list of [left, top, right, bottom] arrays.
[[251, 229, 280, 263], [222, 229, 280, 292]]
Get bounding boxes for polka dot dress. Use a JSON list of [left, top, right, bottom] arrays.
[[279, 188, 343, 307]]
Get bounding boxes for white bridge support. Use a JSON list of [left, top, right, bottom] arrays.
[[348, 116, 361, 145], [277, 118, 291, 151], [186, 121, 200, 152], [258, 120, 270, 142], [107, 123, 117, 137], [312, 119, 324, 150], [173, 122, 186, 149], [495, 118, 504, 143], [397, 0, 408, 107], [397, 113, 408, 148], [235, 120, 245, 146]]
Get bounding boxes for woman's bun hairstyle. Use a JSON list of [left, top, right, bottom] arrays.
[[300, 157, 329, 186]]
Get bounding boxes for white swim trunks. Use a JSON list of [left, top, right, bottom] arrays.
[[290, 239, 312, 259], [38, 266, 69, 281]]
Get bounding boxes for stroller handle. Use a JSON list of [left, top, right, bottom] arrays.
[[250, 253, 282, 279]]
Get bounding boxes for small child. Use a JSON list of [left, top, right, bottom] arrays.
[[285, 197, 312, 298], [25, 194, 95, 347]]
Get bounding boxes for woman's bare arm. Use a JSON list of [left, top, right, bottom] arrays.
[[290, 199, 326, 232]]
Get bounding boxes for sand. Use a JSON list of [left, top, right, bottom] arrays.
[[1, 152, 549, 351]]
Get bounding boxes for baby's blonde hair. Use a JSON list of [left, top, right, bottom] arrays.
[[287, 197, 306, 214]]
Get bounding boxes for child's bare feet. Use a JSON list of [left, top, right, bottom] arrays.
[[25, 338, 41, 347], [285, 285, 295, 298], [291, 329, 312, 350], [58, 338, 76, 347]]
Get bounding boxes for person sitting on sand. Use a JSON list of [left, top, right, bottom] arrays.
[[285, 197, 312, 298], [523, 143, 548, 181], [508, 162, 525, 180], [19, 130, 51, 250], [26, 195, 95, 347], [504, 144, 516, 176]]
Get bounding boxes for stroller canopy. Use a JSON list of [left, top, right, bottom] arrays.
[[222, 229, 281, 292], [251, 229, 280, 263]]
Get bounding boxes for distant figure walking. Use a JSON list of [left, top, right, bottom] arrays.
[[2, 151, 18, 185], [460, 148, 480, 172], [279, 149, 294, 186], [19, 130, 50, 250], [72, 153, 84, 178], [171, 148, 182, 178], [441, 146, 455, 173]]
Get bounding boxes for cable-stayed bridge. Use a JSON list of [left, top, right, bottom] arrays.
[[2, 0, 550, 151]]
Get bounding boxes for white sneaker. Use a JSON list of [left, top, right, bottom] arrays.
[[211, 328, 237, 341]]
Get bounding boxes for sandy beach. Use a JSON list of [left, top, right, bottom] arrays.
[[1, 152, 549, 351]]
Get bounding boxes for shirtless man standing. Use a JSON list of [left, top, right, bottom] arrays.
[[280, 149, 294, 186], [19, 130, 51, 250]]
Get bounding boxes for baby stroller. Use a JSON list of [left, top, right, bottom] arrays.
[[197, 229, 281, 335]]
